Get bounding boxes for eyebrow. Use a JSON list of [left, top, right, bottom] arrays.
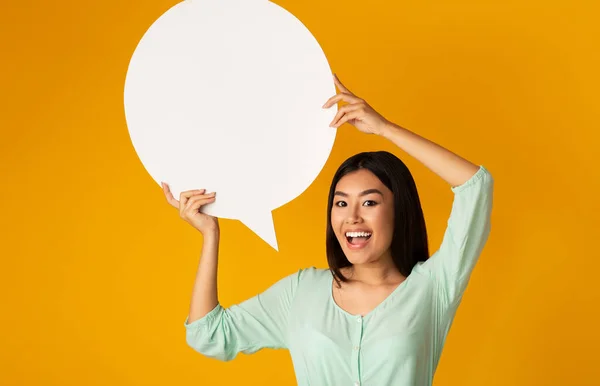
[[334, 189, 384, 198]]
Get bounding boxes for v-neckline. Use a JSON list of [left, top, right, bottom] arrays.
[[329, 272, 409, 320]]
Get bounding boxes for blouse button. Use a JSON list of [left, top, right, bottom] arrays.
[[356, 317, 361, 323]]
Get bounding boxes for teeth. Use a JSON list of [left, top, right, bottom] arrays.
[[345, 231, 372, 238]]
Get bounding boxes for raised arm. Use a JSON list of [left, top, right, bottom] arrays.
[[422, 166, 494, 307], [324, 73, 480, 187], [160, 182, 301, 361], [182, 218, 301, 361], [323, 74, 494, 307], [378, 121, 494, 307], [161, 183, 221, 322], [184, 269, 302, 361], [379, 122, 480, 187], [187, 227, 220, 323]]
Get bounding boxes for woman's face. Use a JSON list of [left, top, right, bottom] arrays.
[[330, 169, 395, 265]]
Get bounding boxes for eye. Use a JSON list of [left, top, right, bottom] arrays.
[[363, 200, 377, 206], [334, 201, 347, 207]]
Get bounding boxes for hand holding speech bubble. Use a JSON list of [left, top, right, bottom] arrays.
[[124, 0, 337, 251]]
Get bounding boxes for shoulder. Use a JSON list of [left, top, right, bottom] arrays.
[[295, 266, 331, 282], [286, 267, 331, 302], [282, 266, 331, 290]]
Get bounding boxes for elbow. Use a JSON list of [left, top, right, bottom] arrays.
[[186, 331, 236, 362]]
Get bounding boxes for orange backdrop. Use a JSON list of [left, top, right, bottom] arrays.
[[1, 0, 599, 385]]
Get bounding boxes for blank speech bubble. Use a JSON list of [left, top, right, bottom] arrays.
[[124, 0, 337, 251]]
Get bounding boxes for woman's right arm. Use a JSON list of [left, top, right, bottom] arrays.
[[187, 226, 220, 323], [184, 267, 302, 361], [161, 182, 221, 322], [161, 182, 300, 361]]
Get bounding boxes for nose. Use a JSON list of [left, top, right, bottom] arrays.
[[345, 205, 363, 224]]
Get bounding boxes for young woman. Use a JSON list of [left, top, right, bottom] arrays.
[[162, 75, 494, 386]]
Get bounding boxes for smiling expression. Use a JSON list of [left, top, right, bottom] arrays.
[[330, 168, 395, 265]]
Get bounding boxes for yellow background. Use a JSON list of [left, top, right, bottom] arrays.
[[1, 0, 599, 385]]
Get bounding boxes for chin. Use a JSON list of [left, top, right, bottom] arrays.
[[345, 253, 375, 265], [338, 235, 389, 266], [340, 244, 378, 265]]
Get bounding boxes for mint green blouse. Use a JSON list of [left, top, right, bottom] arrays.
[[184, 165, 494, 386]]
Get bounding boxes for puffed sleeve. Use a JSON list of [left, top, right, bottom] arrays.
[[422, 165, 494, 309], [183, 269, 304, 361]]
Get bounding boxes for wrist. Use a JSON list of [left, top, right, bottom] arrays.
[[378, 120, 400, 138], [202, 225, 220, 239]]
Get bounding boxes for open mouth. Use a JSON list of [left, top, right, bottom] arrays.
[[345, 231, 372, 247]]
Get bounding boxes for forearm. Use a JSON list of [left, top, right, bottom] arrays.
[[187, 228, 220, 323], [380, 121, 480, 187]]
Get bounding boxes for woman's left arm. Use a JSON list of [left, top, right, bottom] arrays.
[[324, 74, 494, 308], [379, 124, 480, 187], [323, 74, 480, 186]]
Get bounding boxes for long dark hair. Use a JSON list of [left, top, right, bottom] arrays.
[[326, 151, 430, 284]]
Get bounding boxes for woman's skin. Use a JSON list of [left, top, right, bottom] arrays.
[[330, 167, 401, 316], [162, 74, 480, 323]]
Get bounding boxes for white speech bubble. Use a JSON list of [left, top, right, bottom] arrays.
[[124, 0, 337, 251]]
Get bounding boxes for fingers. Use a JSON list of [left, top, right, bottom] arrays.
[[161, 182, 210, 211], [332, 109, 362, 128], [333, 74, 354, 95], [181, 192, 216, 218], [322, 92, 362, 109], [330, 104, 361, 127], [161, 182, 181, 209], [178, 188, 206, 212], [184, 192, 215, 210], [322, 74, 362, 109]]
